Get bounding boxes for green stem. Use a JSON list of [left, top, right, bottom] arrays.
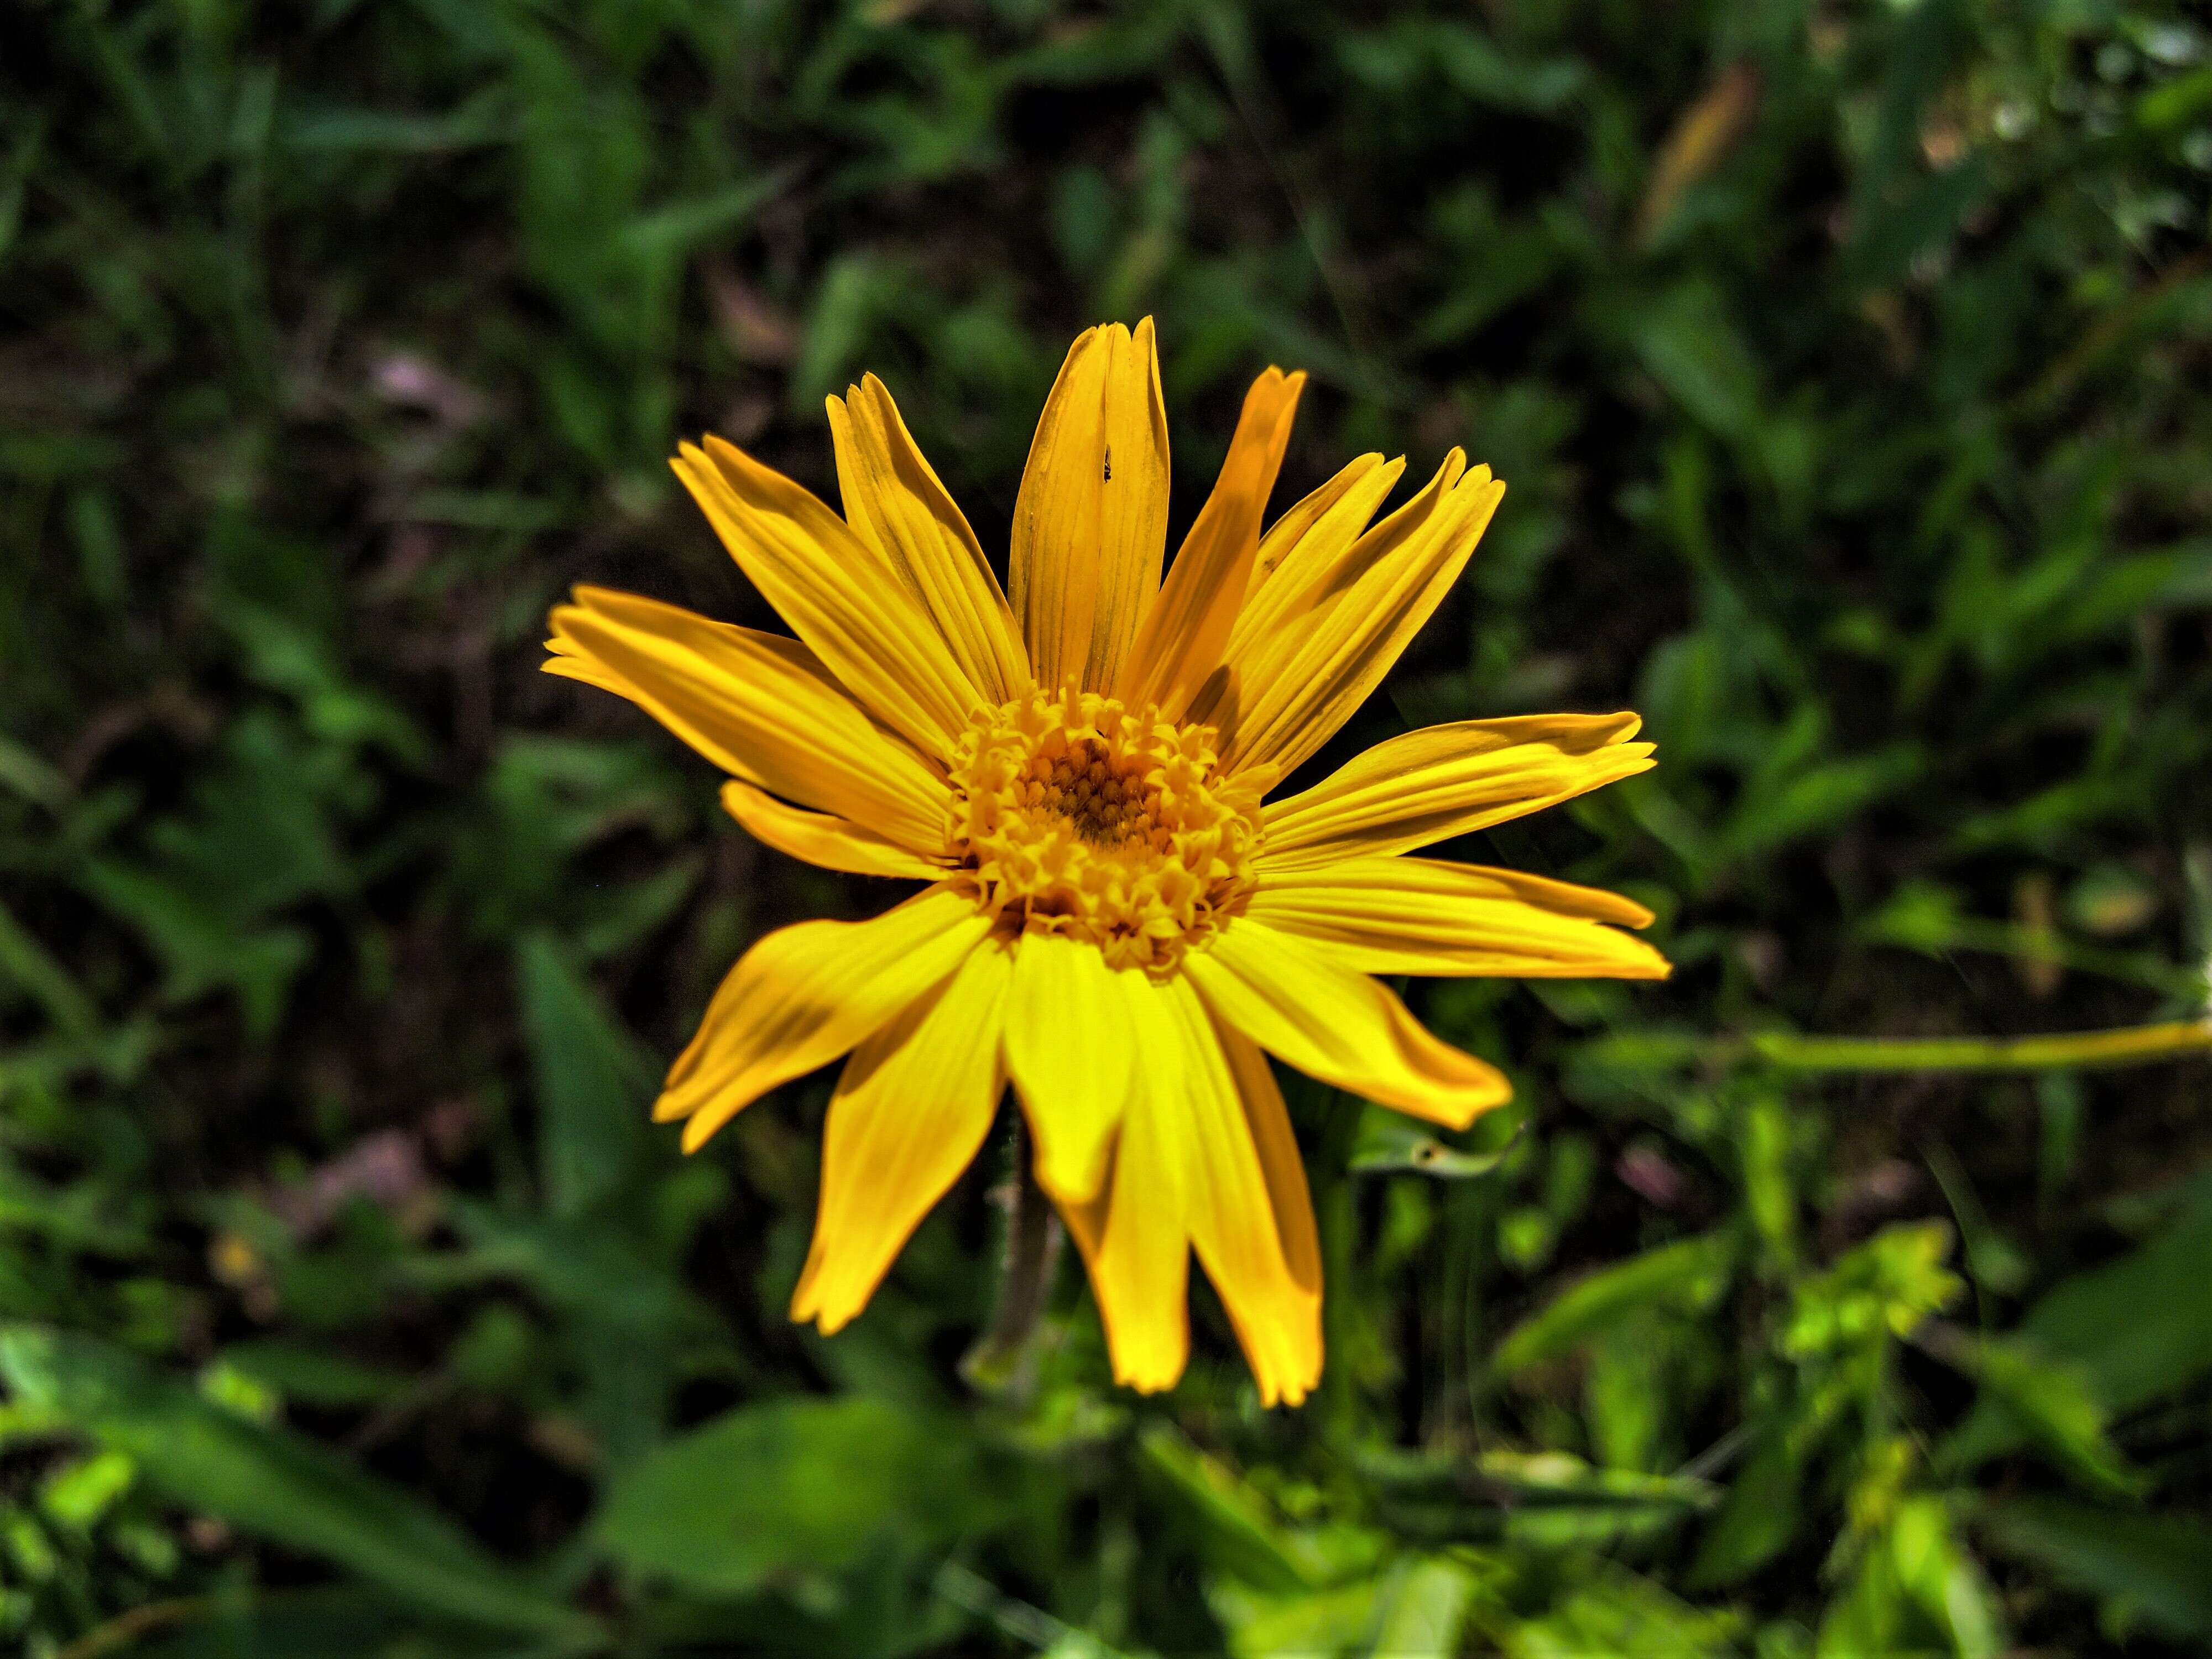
[[960, 1121, 1062, 1400], [1738, 1018, 2212, 1074], [54, 1598, 213, 1659]]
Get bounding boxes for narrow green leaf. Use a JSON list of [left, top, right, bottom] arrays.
[[1365, 1556, 1483, 1658], [0, 898, 105, 1040], [0, 1326, 593, 1640], [1495, 1564, 1741, 1659], [1978, 1498, 2212, 1641], [617, 166, 801, 260], [1360, 1446, 1713, 1552], [2137, 64, 2212, 132], [1139, 1425, 1350, 1594], [1948, 1187, 2212, 1465], [1348, 1107, 1515, 1177], [1687, 1431, 1800, 1588], [517, 932, 651, 1220], [1491, 1233, 1734, 1379], [1928, 1328, 2142, 1498], [132, 1587, 547, 1658]]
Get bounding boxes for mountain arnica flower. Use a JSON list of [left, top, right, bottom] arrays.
[[546, 319, 1667, 1405]]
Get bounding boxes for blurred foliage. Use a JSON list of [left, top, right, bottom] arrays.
[[3, 0, 2212, 1653]]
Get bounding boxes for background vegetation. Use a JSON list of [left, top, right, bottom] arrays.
[[4, 0, 2212, 1653]]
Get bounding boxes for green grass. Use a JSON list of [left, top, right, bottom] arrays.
[[3, 1, 2211, 1654]]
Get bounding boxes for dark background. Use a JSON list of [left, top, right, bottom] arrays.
[[2, 1, 2210, 1653]]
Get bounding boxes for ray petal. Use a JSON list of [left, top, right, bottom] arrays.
[[719, 781, 945, 880], [673, 435, 985, 759], [1184, 917, 1512, 1129], [789, 940, 1012, 1333], [1201, 451, 1404, 702], [1009, 320, 1171, 692], [657, 884, 993, 1151], [1248, 856, 1670, 979], [1209, 453, 1505, 779], [1003, 932, 1139, 1204], [546, 586, 950, 854], [1172, 986, 1323, 1408], [1118, 367, 1304, 719], [1257, 713, 1655, 872], [828, 375, 1028, 707], [1055, 969, 1190, 1394]]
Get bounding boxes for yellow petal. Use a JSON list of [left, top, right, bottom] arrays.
[[719, 781, 944, 880], [1175, 990, 1322, 1408], [1214, 451, 1405, 673], [1055, 981, 1322, 1405], [1118, 368, 1305, 718], [1218, 1023, 1322, 1310], [546, 586, 950, 855], [658, 885, 993, 1151], [828, 375, 1028, 706], [1208, 453, 1505, 779], [789, 941, 1011, 1333], [673, 435, 985, 759], [1010, 320, 1171, 692], [1184, 919, 1511, 1129], [1247, 856, 1672, 980], [1003, 932, 1137, 1204], [1056, 972, 1190, 1394], [1258, 713, 1655, 873]]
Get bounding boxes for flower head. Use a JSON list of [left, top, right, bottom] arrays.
[[545, 320, 1666, 1405]]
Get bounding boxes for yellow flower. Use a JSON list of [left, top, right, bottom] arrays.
[[545, 320, 1666, 1405]]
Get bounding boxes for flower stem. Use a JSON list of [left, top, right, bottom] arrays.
[[1736, 1018, 2212, 1074], [961, 1119, 1062, 1400]]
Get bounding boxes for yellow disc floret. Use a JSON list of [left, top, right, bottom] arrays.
[[947, 680, 1269, 971]]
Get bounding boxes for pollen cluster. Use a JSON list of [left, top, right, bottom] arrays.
[[947, 681, 1268, 971]]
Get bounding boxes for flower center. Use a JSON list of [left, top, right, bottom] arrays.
[[946, 681, 1267, 971]]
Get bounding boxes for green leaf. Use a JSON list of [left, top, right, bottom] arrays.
[[1491, 1232, 1734, 1379], [593, 1395, 992, 1598], [1978, 1497, 2212, 1641], [1887, 1494, 2005, 1659], [616, 166, 800, 261], [217, 1339, 413, 1409], [0, 899, 102, 1042], [1632, 283, 1764, 440], [1140, 1425, 1368, 1594], [1361, 1447, 1714, 1552], [1364, 1555, 1486, 1658], [1207, 1577, 1379, 1659], [1585, 1316, 1668, 1473], [40, 1447, 135, 1529], [1929, 1329, 2142, 1498], [1687, 1430, 1800, 1588], [135, 1587, 547, 1658], [1719, 744, 1927, 863], [0, 1326, 593, 1640], [1738, 1094, 1798, 1269], [279, 92, 512, 155], [2137, 64, 2212, 132], [80, 860, 312, 1040], [1948, 1186, 2212, 1465], [1816, 1490, 2004, 1659], [0, 733, 71, 808], [516, 932, 652, 1219], [1494, 1564, 1740, 1659], [437, 1204, 689, 1334], [1348, 1107, 1515, 1177], [1484, 1452, 1715, 1551]]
